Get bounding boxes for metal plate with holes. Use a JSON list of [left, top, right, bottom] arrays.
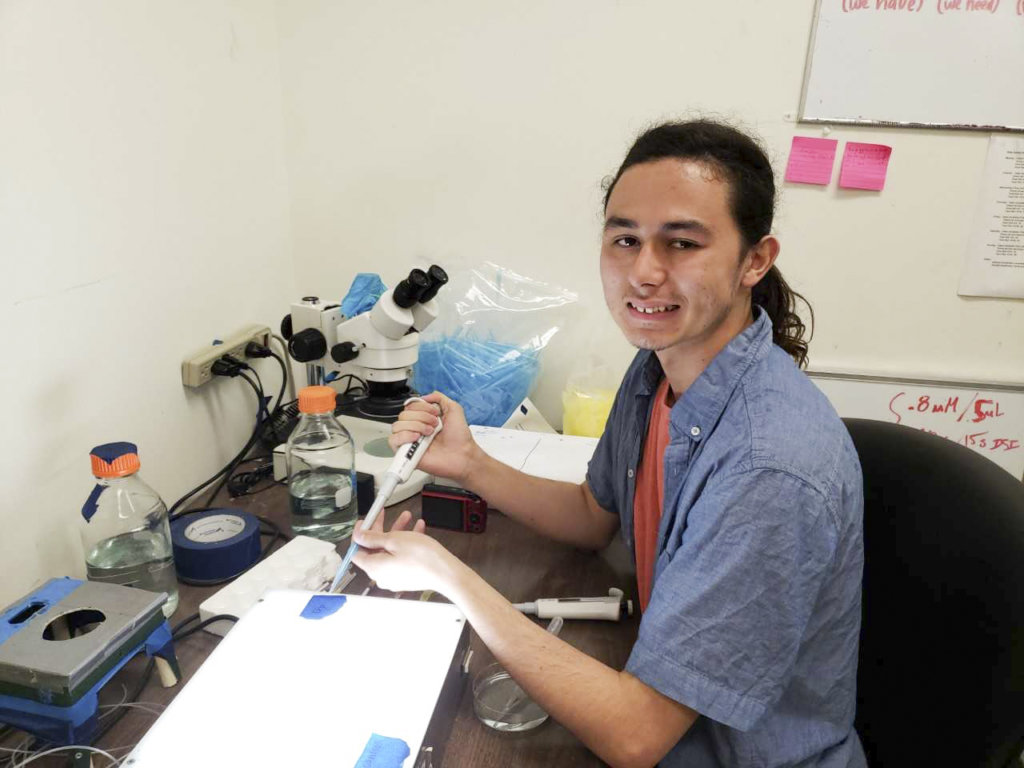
[[0, 580, 165, 700]]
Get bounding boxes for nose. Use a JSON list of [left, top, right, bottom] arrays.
[[629, 241, 667, 290]]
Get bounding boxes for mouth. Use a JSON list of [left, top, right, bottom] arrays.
[[626, 300, 680, 318]]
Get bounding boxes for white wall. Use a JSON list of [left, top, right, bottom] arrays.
[[0, 1, 296, 608], [3, 0, 1020, 610], [275, 0, 1024, 426]]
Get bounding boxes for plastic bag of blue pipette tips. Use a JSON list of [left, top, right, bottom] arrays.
[[412, 262, 577, 427]]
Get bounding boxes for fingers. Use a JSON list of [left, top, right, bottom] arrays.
[[363, 513, 386, 534], [402, 398, 443, 418], [413, 519, 426, 534], [389, 404, 441, 450], [391, 412, 439, 437], [353, 526, 390, 551], [424, 391, 462, 420], [390, 509, 415, 532]]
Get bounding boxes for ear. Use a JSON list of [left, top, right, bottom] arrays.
[[740, 235, 779, 289]]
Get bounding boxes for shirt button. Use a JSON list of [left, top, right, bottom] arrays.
[[627, 468, 635, 478], [690, 426, 701, 437]]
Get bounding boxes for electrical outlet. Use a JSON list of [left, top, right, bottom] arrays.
[[181, 323, 272, 388]]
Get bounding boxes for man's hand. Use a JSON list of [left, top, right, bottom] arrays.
[[351, 510, 457, 594], [389, 392, 480, 484]]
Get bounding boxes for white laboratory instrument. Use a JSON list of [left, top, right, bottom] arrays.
[[512, 588, 634, 621], [124, 590, 470, 768], [274, 266, 448, 500]]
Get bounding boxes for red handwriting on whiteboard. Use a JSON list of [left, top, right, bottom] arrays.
[[875, 0, 925, 10], [970, 399, 1005, 423], [937, 0, 1000, 10], [844, 0, 924, 10], [962, 433, 1021, 452], [886, 391, 1020, 454], [964, 0, 1000, 11]]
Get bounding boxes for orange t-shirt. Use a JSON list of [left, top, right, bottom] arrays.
[[633, 377, 674, 612]]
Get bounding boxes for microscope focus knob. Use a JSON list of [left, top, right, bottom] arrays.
[[288, 328, 327, 362], [330, 342, 359, 364], [280, 314, 294, 340]]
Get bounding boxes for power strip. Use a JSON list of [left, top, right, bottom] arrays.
[[180, 323, 272, 388], [199, 535, 342, 636]]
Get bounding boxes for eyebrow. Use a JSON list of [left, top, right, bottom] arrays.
[[603, 216, 712, 237]]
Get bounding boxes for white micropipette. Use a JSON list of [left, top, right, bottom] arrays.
[[512, 588, 633, 621], [328, 398, 443, 592]]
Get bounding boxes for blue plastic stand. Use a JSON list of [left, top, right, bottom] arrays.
[[0, 620, 177, 746]]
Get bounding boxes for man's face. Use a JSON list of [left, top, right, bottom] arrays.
[[600, 158, 754, 357]]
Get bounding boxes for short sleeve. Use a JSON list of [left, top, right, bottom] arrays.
[[625, 468, 838, 730]]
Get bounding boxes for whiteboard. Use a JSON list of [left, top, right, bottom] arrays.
[[809, 371, 1024, 480], [800, 0, 1024, 131]]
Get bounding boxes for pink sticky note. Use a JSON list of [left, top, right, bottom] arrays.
[[839, 142, 892, 191], [784, 136, 838, 185]]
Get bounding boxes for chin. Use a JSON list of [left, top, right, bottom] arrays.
[[623, 331, 675, 352]]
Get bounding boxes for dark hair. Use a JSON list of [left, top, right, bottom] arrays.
[[603, 119, 813, 368]]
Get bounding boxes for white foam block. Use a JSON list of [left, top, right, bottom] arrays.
[[198, 535, 342, 636]]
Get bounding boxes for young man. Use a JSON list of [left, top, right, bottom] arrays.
[[353, 120, 866, 767]]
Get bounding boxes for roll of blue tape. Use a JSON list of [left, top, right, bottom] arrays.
[[171, 508, 261, 585]]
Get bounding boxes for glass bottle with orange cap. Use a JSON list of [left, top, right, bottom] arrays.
[[81, 442, 179, 617], [286, 385, 358, 541]]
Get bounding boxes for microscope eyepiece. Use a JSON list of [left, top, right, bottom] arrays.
[[393, 269, 431, 309], [419, 265, 449, 303]]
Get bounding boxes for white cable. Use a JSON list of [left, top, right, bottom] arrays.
[[271, 333, 297, 401], [10, 744, 118, 767], [98, 701, 166, 717], [98, 683, 130, 720]]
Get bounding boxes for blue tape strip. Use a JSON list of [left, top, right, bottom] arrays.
[[300, 594, 346, 620], [81, 484, 105, 522], [0, 578, 83, 647], [144, 622, 173, 656], [90, 442, 137, 463], [354, 733, 410, 768]]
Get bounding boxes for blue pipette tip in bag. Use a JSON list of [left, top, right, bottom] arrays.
[[328, 398, 442, 593]]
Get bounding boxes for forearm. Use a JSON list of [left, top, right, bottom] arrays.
[[460, 449, 617, 550], [443, 557, 694, 768]]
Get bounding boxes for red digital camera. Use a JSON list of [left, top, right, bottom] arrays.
[[421, 483, 487, 533]]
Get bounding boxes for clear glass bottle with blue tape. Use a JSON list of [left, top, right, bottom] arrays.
[[81, 442, 179, 617], [286, 385, 358, 541]]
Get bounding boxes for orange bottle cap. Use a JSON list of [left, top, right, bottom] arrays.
[[90, 442, 141, 478], [298, 385, 337, 414]]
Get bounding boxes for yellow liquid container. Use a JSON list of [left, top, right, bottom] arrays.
[[562, 386, 615, 438]]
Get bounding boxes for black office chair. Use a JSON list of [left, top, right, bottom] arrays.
[[843, 418, 1024, 767]]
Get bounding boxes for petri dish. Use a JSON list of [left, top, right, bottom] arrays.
[[473, 662, 549, 732]]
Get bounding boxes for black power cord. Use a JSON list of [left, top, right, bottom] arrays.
[[225, 457, 275, 497], [168, 347, 285, 518]]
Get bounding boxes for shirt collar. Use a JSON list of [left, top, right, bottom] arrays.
[[633, 307, 775, 439]]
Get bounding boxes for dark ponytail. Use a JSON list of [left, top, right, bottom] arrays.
[[604, 120, 813, 368]]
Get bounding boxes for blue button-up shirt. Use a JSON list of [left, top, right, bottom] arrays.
[[587, 309, 866, 767]]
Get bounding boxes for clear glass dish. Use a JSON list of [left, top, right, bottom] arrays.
[[472, 662, 549, 732]]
